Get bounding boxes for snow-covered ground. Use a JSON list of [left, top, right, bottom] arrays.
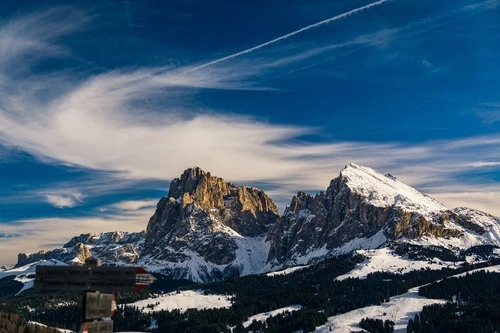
[[28, 321, 74, 333], [126, 290, 232, 313], [243, 305, 302, 327], [316, 264, 500, 332], [266, 265, 309, 277], [341, 164, 446, 216], [0, 259, 66, 295], [336, 248, 458, 280], [452, 264, 500, 278], [140, 215, 271, 282], [313, 287, 445, 333]]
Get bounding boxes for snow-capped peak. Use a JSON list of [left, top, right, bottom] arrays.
[[340, 163, 446, 214]]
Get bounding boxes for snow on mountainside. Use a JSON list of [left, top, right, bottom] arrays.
[[313, 286, 446, 333], [7, 164, 500, 285], [340, 164, 446, 215], [16, 231, 145, 268], [139, 167, 279, 282], [335, 248, 459, 281], [126, 290, 232, 313], [268, 163, 500, 267], [315, 264, 500, 333], [242, 305, 303, 328], [0, 259, 66, 295]]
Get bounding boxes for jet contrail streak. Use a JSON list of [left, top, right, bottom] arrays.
[[186, 0, 390, 73]]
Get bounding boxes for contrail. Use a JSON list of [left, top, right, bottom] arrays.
[[186, 0, 390, 73]]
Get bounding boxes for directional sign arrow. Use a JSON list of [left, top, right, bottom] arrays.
[[35, 265, 156, 292], [134, 267, 156, 292]]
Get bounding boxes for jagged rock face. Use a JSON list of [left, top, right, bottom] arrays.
[[267, 164, 498, 266], [15, 231, 145, 267], [153, 167, 279, 237], [12, 164, 500, 282], [142, 167, 279, 281]]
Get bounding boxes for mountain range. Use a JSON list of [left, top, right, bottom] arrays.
[[10, 164, 500, 283]]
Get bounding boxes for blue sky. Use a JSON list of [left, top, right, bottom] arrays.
[[0, 0, 499, 266]]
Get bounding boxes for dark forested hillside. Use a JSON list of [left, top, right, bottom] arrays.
[[1, 256, 499, 333], [407, 271, 500, 333]]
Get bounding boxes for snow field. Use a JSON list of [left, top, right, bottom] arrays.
[[243, 305, 303, 327], [341, 164, 446, 215], [266, 265, 310, 277], [313, 287, 445, 333], [336, 248, 458, 280], [126, 290, 232, 313]]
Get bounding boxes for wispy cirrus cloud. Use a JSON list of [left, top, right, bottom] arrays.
[[0, 0, 498, 258], [0, 5, 499, 210], [0, 2, 499, 267], [45, 190, 84, 208], [0, 7, 87, 68], [98, 199, 158, 216], [476, 103, 500, 124]]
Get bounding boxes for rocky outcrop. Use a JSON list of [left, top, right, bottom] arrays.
[[267, 164, 499, 266], [142, 167, 279, 281], [13, 164, 500, 282], [150, 167, 279, 237], [15, 231, 145, 267]]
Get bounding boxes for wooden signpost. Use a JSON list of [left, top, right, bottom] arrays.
[[35, 259, 156, 333]]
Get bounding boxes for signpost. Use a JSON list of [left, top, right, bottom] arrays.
[[82, 291, 117, 320], [79, 320, 113, 333], [35, 266, 155, 292], [35, 259, 156, 333]]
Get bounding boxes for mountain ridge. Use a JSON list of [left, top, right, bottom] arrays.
[[11, 164, 500, 283]]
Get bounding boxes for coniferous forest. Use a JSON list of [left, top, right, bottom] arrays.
[[0, 252, 498, 333], [407, 271, 500, 333]]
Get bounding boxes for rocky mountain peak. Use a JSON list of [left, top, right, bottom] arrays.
[[151, 167, 280, 236], [268, 164, 500, 266], [142, 167, 280, 281], [167, 166, 234, 212], [339, 163, 446, 214]]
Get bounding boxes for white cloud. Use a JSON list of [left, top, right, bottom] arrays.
[[477, 105, 500, 124], [427, 183, 500, 218], [99, 199, 158, 214], [0, 15, 499, 215], [0, 4, 499, 269], [45, 191, 84, 208], [466, 161, 500, 168]]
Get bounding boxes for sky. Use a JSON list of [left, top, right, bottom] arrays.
[[0, 0, 499, 266]]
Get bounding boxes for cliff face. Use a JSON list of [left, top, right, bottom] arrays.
[[267, 164, 499, 266], [146, 167, 279, 239], [16, 231, 145, 267], [141, 167, 279, 282], [14, 164, 500, 282]]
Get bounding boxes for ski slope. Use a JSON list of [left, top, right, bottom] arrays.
[[336, 248, 458, 280], [243, 305, 302, 327], [313, 287, 445, 333], [126, 290, 232, 313]]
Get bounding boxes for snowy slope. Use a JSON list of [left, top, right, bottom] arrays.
[[316, 263, 500, 333], [126, 290, 232, 313], [313, 287, 446, 333], [341, 164, 446, 215], [266, 265, 310, 277], [242, 305, 302, 327], [140, 227, 270, 283], [0, 259, 66, 295], [336, 248, 459, 281], [28, 322, 74, 333]]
